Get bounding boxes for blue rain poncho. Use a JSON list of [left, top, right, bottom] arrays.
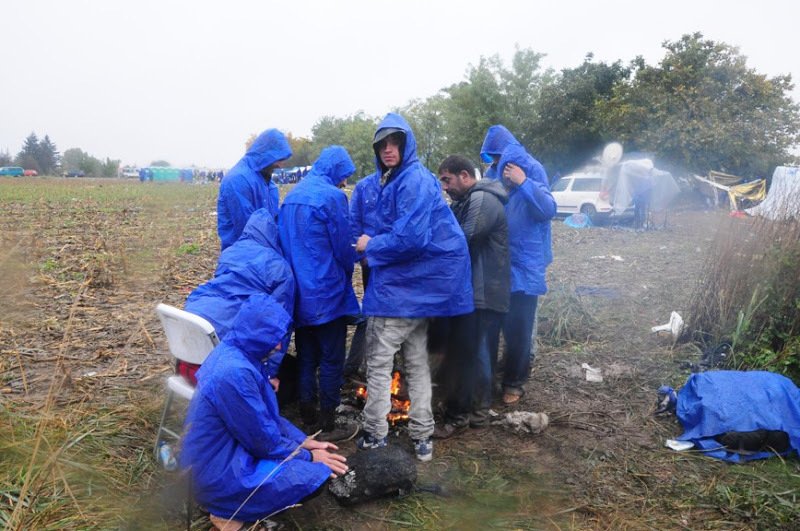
[[350, 171, 381, 241], [675, 371, 800, 462], [279, 146, 360, 327], [482, 126, 556, 295], [185, 209, 294, 377], [217, 129, 292, 250], [180, 294, 330, 521], [363, 113, 473, 318]]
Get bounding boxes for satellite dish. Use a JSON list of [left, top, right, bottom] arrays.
[[602, 142, 623, 166]]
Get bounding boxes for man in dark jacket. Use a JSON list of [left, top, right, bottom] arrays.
[[217, 129, 292, 251], [354, 114, 473, 461], [434, 155, 510, 438], [279, 146, 360, 440], [480, 125, 556, 405]]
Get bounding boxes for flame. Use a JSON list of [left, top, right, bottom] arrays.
[[354, 371, 410, 425]]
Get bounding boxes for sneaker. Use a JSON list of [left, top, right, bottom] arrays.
[[413, 438, 433, 462], [356, 431, 387, 450]]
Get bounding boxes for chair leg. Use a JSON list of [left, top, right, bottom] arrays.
[[154, 389, 175, 460]]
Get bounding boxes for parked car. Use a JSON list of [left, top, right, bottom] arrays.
[[550, 170, 617, 221], [23, 169, 38, 176], [63, 170, 86, 178], [0, 166, 25, 177]]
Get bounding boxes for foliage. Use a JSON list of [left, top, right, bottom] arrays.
[[62, 148, 120, 177], [0, 149, 12, 166], [532, 55, 630, 174], [597, 33, 800, 177], [311, 112, 378, 180], [395, 95, 448, 169], [688, 216, 800, 380], [13, 133, 60, 175], [284, 132, 314, 168], [149, 159, 170, 167]]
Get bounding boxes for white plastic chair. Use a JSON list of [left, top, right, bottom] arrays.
[[153, 303, 220, 459]]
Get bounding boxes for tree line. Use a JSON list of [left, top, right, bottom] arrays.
[[0, 132, 121, 177], [280, 33, 800, 182]]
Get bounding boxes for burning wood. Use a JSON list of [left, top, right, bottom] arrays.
[[355, 370, 411, 425]]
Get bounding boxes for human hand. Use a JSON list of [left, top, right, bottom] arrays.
[[311, 448, 348, 477], [302, 439, 339, 451], [269, 377, 280, 392], [355, 234, 371, 253], [502, 163, 526, 186]]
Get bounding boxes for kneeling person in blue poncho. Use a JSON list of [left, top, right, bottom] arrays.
[[180, 294, 347, 529]]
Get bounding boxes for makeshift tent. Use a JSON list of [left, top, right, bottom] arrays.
[[746, 166, 800, 221], [693, 170, 767, 211], [605, 159, 680, 215]]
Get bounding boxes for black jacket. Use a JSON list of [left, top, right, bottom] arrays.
[[451, 179, 510, 313]]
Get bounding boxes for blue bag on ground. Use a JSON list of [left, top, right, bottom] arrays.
[[676, 370, 800, 462]]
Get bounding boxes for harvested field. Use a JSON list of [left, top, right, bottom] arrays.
[[1, 177, 798, 530]]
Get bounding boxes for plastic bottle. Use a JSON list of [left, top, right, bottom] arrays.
[[158, 442, 178, 471]]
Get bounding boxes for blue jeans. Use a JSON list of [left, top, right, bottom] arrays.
[[295, 317, 347, 411], [502, 293, 538, 392]]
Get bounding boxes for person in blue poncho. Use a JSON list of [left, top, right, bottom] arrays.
[[184, 208, 294, 386], [354, 113, 473, 461], [180, 293, 348, 530], [279, 146, 360, 440], [480, 125, 556, 405], [217, 129, 292, 251], [343, 170, 381, 378]]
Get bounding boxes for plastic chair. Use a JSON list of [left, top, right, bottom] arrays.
[[153, 303, 220, 460]]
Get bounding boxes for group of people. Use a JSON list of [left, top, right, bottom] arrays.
[[177, 113, 556, 528]]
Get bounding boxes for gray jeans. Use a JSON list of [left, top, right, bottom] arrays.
[[363, 317, 433, 440]]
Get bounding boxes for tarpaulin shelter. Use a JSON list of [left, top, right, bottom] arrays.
[[746, 166, 800, 221], [694, 170, 767, 211]]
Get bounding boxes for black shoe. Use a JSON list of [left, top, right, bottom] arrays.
[[299, 402, 318, 427], [432, 422, 466, 439]]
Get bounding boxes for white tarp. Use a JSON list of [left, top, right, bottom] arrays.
[[746, 166, 800, 221], [606, 159, 680, 215]]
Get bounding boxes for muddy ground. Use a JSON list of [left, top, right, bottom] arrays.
[[1, 178, 797, 530]]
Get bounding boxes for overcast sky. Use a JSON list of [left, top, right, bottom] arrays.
[[2, 0, 798, 169]]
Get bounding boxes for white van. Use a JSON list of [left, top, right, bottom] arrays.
[[551, 171, 615, 220]]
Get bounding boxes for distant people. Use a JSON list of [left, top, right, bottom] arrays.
[[184, 209, 295, 385], [480, 125, 556, 405], [434, 155, 509, 438], [217, 129, 291, 251], [180, 294, 348, 530], [279, 146, 360, 441], [354, 113, 473, 461], [344, 169, 381, 379]]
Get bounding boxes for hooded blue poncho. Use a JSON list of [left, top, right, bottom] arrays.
[[185, 209, 294, 377], [279, 146, 360, 327], [482, 125, 556, 295], [217, 129, 292, 250], [362, 113, 473, 318], [180, 294, 331, 521]]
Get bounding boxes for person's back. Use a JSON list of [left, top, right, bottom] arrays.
[[278, 146, 359, 438], [217, 129, 292, 250], [279, 146, 359, 327], [186, 209, 294, 378]]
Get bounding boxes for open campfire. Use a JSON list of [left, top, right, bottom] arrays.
[[355, 370, 411, 425]]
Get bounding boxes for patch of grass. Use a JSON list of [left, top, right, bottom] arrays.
[[537, 283, 597, 346], [176, 242, 201, 256]]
